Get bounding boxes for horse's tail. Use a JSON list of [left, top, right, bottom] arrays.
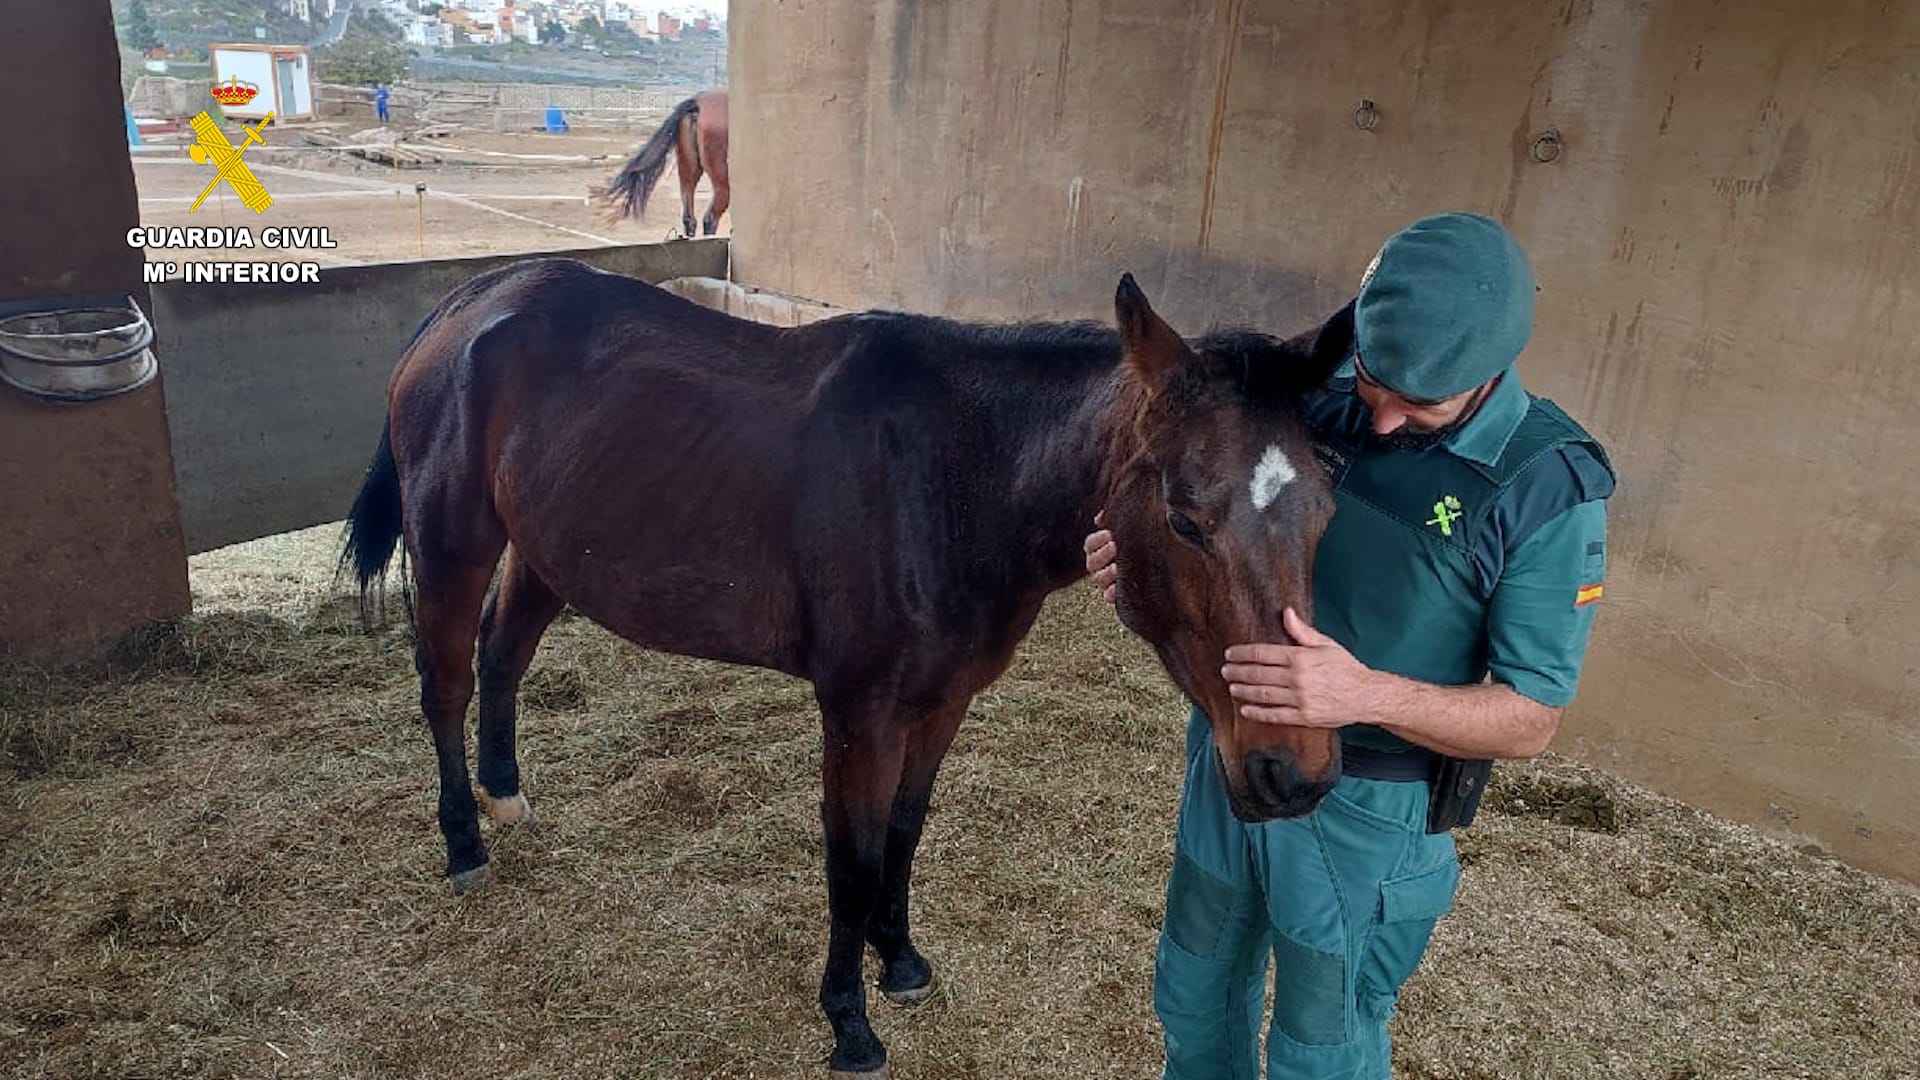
[[339, 419, 405, 629], [337, 309, 440, 630], [594, 95, 700, 221]]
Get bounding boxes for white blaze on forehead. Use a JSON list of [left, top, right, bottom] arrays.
[[1249, 444, 1297, 511]]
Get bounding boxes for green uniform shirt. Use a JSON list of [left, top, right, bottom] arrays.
[[1304, 363, 1616, 752]]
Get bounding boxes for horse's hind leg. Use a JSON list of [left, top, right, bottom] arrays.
[[699, 124, 728, 236], [701, 178, 728, 237], [411, 538, 505, 894], [674, 124, 702, 238], [866, 698, 968, 1007], [475, 547, 565, 829]]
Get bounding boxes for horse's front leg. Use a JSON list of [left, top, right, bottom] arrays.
[[866, 699, 968, 1006], [818, 699, 909, 1079]]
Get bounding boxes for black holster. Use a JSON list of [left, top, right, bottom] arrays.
[[1425, 755, 1492, 834]]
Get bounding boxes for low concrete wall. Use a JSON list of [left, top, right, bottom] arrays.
[[658, 275, 846, 326], [151, 239, 728, 555]]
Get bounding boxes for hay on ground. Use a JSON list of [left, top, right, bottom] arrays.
[[2, 524, 1916, 1079]]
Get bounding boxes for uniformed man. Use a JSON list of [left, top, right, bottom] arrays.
[[1084, 211, 1616, 1079]]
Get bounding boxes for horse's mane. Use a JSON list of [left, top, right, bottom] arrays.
[[813, 312, 1331, 412], [1191, 329, 1326, 409], [852, 310, 1119, 353]]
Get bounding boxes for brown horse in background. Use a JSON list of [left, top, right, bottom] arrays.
[[340, 257, 1352, 1078], [594, 89, 729, 237]]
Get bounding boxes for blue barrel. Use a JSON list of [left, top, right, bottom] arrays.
[[126, 106, 141, 146], [544, 106, 569, 133]]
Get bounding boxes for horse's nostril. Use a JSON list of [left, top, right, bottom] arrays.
[[1257, 754, 1291, 799], [1240, 749, 1333, 820]]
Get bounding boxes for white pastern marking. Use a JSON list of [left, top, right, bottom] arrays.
[[1250, 445, 1296, 511]]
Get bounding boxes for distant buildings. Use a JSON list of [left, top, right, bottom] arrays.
[[384, 0, 720, 48]]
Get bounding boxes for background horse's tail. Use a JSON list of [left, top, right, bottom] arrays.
[[594, 95, 700, 221]]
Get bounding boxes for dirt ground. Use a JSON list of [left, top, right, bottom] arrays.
[[130, 117, 727, 268], [1, 525, 1917, 1079]]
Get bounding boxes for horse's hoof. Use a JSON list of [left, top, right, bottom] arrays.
[[449, 863, 495, 896], [829, 1067, 890, 1080], [483, 792, 535, 828], [877, 952, 933, 1007], [879, 976, 935, 1008]]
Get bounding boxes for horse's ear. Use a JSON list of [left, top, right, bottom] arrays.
[[1284, 297, 1355, 392], [1115, 273, 1192, 392]]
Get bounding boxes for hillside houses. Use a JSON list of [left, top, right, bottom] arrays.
[[279, 0, 338, 20], [384, 1, 720, 49]]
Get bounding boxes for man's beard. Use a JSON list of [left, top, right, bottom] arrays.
[[1363, 425, 1454, 452], [1359, 379, 1497, 452]]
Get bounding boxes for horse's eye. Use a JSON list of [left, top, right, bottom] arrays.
[[1167, 509, 1208, 548]]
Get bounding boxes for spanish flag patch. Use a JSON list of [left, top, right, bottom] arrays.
[[1575, 583, 1604, 608]]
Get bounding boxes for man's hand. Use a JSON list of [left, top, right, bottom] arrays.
[[1222, 607, 1387, 728], [1226, 612, 1565, 759], [1083, 509, 1118, 604]]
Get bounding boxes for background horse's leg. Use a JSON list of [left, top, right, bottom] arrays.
[[699, 122, 728, 236], [701, 178, 728, 237], [866, 698, 968, 1007], [411, 543, 506, 895], [817, 692, 909, 1079], [674, 120, 703, 238], [474, 546, 566, 830]]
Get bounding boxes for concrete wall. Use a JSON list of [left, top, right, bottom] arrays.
[[730, 0, 1920, 884], [0, 0, 193, 667], [152, 239, 728, 555], [658, 275, 846, 326]]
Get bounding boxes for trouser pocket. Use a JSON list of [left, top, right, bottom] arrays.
[[1355, 856, 1460, 1020]]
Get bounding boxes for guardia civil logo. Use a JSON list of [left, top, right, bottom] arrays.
[[188, 79, 275, 214], [1426, 494, 1463, 536]]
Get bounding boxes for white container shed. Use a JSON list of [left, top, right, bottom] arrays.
[[208, 43, 315, 121]]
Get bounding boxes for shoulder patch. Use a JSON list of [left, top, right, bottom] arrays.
[[1559, 443, 1618, 503]]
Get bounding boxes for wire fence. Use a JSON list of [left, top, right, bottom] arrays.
[[312, 80, 703, 132]]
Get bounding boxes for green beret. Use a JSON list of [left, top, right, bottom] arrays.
[[1354, 212, 1534, 401]]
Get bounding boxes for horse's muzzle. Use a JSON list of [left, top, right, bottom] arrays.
[[1225, 748, 1337, 822]]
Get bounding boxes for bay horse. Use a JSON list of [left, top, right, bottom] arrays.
[[594, 89, 729, 237], [340, 257, 1352, 1078]]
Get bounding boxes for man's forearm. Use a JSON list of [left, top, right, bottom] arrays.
[[1364, 674, 1562, 759]]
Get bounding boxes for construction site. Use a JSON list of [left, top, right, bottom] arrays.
[[124, 76, 723, 266]]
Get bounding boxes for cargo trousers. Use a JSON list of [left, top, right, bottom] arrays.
[[1154, 707, 1462, 1079]]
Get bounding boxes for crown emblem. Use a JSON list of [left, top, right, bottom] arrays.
[[211, 76, 261, 107]]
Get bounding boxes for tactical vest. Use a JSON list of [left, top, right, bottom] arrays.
[[1303, 379, 1617, 752]]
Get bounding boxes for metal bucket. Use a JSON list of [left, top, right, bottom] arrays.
[[0, 297, 158, 405]]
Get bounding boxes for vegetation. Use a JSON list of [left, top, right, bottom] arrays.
[[572, 14, 643, 50], [360, 8, 400, 36], [116, 0, 313, 46], [124, 0, 161, 50], [316, 26, 411, 87]]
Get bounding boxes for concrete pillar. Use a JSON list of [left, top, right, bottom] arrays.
[[0, 1, 191, 665]]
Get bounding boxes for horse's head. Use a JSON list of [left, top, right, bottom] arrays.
[[1105, 274, 1352, 822]]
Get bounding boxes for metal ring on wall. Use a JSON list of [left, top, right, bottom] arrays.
[[1530, 128, 1563, 163], [1353, 99, 1379, 132], [0, 295, 158, 405]]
